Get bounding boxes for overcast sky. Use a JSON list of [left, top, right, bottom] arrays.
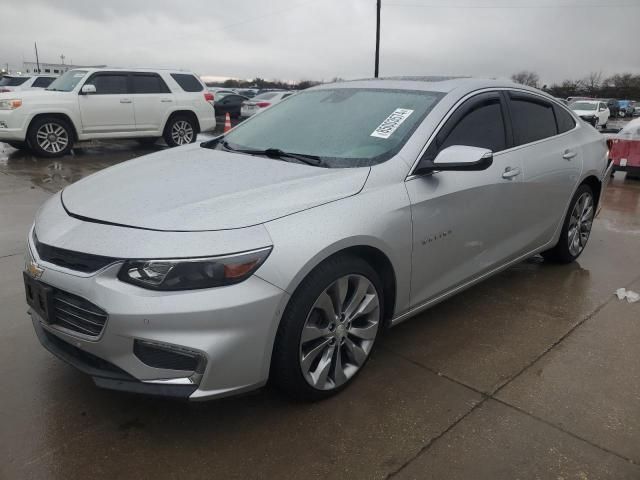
[[1, 0, 639, 85]]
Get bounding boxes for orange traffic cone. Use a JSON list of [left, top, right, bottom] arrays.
[[223, 113, 232, 133]]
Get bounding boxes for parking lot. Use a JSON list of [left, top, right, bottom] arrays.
[[0, 121, 639, 479]]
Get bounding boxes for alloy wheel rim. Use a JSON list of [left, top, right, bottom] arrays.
[[568, 192, 594, 256], [299, 274, 380, 391], [36, 123, 69, 154], [171, 121, 194, 145]]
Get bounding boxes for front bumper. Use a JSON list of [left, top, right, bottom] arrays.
[[0, 109, 28, 141], [26, 230, 289, 401]]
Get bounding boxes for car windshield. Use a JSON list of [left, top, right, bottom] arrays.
[[0, 76, 30, 86], [571, 102, 596, 111], [46, 70, 88, 91], [219, 88, 444, 167]]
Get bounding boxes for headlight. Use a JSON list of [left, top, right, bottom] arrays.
[[117, 247, 272, 291], [0, 99, 22, 110]]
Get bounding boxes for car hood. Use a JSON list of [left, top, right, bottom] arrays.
[[61, 144, 370, 231]]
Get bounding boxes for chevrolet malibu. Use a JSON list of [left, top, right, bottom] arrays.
[[24, 77, 610, 401]]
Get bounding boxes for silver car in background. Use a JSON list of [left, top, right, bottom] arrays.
[[24, 77, 610, 401]]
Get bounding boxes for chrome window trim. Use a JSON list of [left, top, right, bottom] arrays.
[[406, 87, 581, 181]]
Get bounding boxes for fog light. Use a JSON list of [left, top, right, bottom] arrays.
[[133, 339, 206, 373]]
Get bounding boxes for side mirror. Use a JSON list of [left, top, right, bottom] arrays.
[[81, 84, 96, 94], [415, 145, 493, 175]]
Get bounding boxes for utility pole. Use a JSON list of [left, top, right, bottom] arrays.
[[34, 42, 40, 73], [374, 0, 381, 78]]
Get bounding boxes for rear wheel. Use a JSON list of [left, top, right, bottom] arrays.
[[163, 115, 197, 147], [542, 184, 595, 263], [271, 255, 383, 401], [27, 116, 73, 158]]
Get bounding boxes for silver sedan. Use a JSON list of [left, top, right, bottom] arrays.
[[24, 77, 610, 401]]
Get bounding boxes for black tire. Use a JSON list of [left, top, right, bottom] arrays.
[[271, 254, 384, 401], [7, 141, 28, 150], [135, 137, 160, 146], [163, 114, 197, 147], [27, 116, 74, 158], [541, 184, 595, 263]]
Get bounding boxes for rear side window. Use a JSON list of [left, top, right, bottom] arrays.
[[170, 73, 203, 92], [32, 77, 55, 88], [509, 93, 558, 145], [86, 74, 129, 94], [440, 96, 507, 153], [132, 74, 170, 94], [0, 76, 30, 86], [554, 105, 576, 134]]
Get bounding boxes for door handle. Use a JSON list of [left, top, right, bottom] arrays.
[[562, 150, 577, 160], [120, 98, 132, 104], [160, 98, 173, 103], [502, 166, 521, 179]]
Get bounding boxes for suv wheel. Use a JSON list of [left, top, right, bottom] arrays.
[[27, 117, 73, 157], [164, 115, 197, 147], [272, 255, 383, 401], [542, 184, 595, 263]]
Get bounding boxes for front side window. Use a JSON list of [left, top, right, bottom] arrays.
[[219, 88, 444, 167], [85, 73, 129, 94], [46, 70, 88, 92], [132, 74, 170, 94], [439, 96, 507, 153], [32, 77, 55, 88], [509, 93, 558, 145]]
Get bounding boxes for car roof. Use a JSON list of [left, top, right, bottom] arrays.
[[68, 67, 196, 75], [311, 76, 545, 96]]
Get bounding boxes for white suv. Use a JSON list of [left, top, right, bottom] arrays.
[[0, 68, 216, 157]]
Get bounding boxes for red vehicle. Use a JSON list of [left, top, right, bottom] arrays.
[[610, 119, 640, 179]]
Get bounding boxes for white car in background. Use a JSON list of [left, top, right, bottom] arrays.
[[241, 91, 295, 117], [569, 100, 610, 129], [0, 68, 216, 156], [0, 74, 57, 93]]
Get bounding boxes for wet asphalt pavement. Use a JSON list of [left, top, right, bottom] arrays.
[[1, 124, 639, 479]]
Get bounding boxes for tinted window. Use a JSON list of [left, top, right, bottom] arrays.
[[554, 105, 576, 134], [509, 94, 558, 145], [170, 73, 203, 92], [87, 74, 129, 94], [0, 76, 30, 86], [440, 98, 507, 152], [132, 74, 170, 94], [32, 77, 55, 88]]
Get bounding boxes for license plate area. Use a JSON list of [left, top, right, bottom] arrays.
[[23, 272, 54, 323]]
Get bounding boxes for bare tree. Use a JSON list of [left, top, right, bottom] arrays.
[[511, 70, 540, 88], [583, 71, 602, 95]]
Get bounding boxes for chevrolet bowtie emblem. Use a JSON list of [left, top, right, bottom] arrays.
[[26, 260, 44, 279]]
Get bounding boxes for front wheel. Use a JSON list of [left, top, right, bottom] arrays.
[[271, 255, 384, 401], [27, 117, 73, 157], [163, 115, 197, 147], [542, 184, 595, 263]]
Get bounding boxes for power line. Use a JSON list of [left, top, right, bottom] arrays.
[[383, 1, 640, 8]]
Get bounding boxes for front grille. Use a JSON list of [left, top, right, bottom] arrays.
[[34, 233, 118, 273], [51, 290, 108, 337]]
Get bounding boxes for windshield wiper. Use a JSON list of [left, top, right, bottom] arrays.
[[220, 141, 323, 166]]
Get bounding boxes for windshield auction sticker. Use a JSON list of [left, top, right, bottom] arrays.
[[371, 108, 414, 139]]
